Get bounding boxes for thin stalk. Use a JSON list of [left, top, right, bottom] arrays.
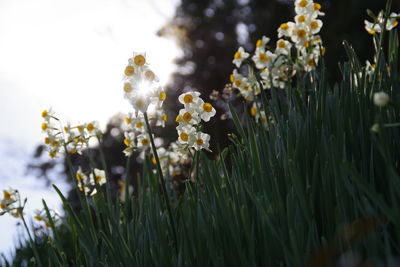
[[143, 112, 178, 255], [20, 212, 43, 267]]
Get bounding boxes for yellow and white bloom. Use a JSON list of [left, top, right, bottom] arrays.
[[178, 92, 202, 107], [178, 107, 201, 125], [176, 124, 196, 145], [137, 133, 150, 149], [275, 39, 292, 55], [199, 102, 216, 122], [89, 168, 107, 186], [189, 132, 210, 151], [232, 46, 250, 68], [252, 49, 276, 69], [255, 36, 270, 49]]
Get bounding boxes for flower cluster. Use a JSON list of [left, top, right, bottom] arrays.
[[176, 92, 216, 151], [41, 108, 102, 158], [365, 11, 399, 35], [75, 167, 107, 196], [33, 208, 61, 228], [0, 187, 21, 217], [230, 0, 325, 102], [122, 52, 166, 114]]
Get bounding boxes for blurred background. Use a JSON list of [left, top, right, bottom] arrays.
[[0, 0, 396, 257]]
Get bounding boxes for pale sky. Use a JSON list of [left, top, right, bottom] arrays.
[[0, 0, 180, 258]]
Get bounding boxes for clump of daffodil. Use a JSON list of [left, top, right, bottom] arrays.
[[75, 167, 107, 196], [0, 187, 22, 218], [122, 53, 167, 158], [230, 0, 325, 123], [176, 91, 216, 151], [122, 52, 166, 114], [41, 108, 103, 158]]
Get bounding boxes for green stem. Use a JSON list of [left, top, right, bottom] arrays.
[[20, 213, 43, 267], [143, 112, 178, 255]]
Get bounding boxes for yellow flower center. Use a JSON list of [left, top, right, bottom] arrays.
[[44, 137, 51, 145], [297, 29, 307, 39], [87, 123, 94, 132], [183, 112, 192, 122], [95, 175, 102, 182], [256, 39, 263, 47], [234, 51, 241, 59], [151, 157, 157, 165], [278, 41, 286, 48], [49, 151, 57, 158], [259, 53, 269, 62], [124, 117, 132, 124], [136, 122, 143, 128], [310, 21, 319, 30], [367, 30, 376, 35], [175, 115, 181, 122], [250, 107, 257, 116], [304, 41, 310, 48], [34, 216, 42, 221], [42, 110, 48, 118], [298, 15, 306, 23], [4, 191, 11, 200], [77, 125, 84, 133], [124, 82, 133, 93], [234, 80, 242, 87], [141, 138, 149, 146], [299, 0, 308, 7], [308, 59, 316, 67], [76, 172, 82, 181], [280, 23, 289, 31], [203, 103, 213, 112], [64, 126, 70, 133], [243, 85, 250, 91], [52, 140, 60, 147], [313, 3, 321, 11], [124, 139, 131, 147], [0, 203, 6, 209], [145, 70, 155, 81], [393, 20, 399, 28], [134, 55, 146, 66], [180, 132, 189, 142], [183, 94, 193, 103], [196, 138, 204, 146], [159, 91, 166, 101], [124, 66, 135, 76], [162, 114, 167, 121], [41, 123, 48, 131]]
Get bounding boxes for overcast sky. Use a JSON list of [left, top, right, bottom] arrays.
[[0, 0, 179, 257]]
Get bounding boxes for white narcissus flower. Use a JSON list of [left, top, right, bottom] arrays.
[[291, 24, 309, 45], [137, 133, 150, 149], [199, 102, 217, 122], [278, 22, 295, 38], [178, 107, 201, 125], [252, 49, 276, 69], [85, 121, 101, 137], [275, 39, 292, 55], [232, 46, 249, 68], [41, 108, 55, 122], [255, 36, 270, 49], [230, 69, 245, 89], [176, 124, 196, 144], [295, 0, 312, 14], [154, 110, 168, 127], [373, 92, 390, 107], [90, 168, 107, 186], [130, 93, 150, 114], [128, 52, 147, 68], [178, 92, 201, 107], [190, 132, 210, 151], [309, 19, 323, 35]]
